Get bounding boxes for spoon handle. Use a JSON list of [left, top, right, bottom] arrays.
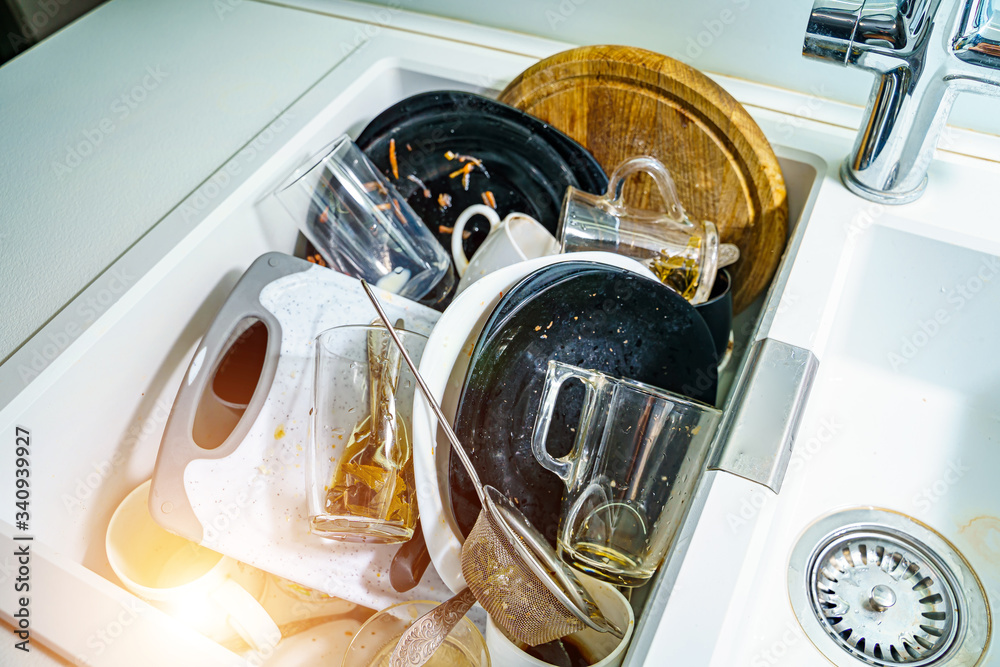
[[360, 280, 487, 503], [388, 587, 477, 667]]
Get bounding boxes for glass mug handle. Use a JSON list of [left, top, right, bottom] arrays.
[[605, 156, 687, 222], [531, 360, 600, 482], [451, 204, 501, 275]]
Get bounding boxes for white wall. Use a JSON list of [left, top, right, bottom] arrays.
[[358, 0, 1000, 136]]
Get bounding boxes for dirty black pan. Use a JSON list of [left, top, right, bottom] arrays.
[[448, 262, 719, 547], [355, 91, 608, 261]]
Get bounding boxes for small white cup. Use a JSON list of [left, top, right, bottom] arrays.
[[485, 574, 635, 667], [451, 204, 559, 295], [106, 480, 280, 652]]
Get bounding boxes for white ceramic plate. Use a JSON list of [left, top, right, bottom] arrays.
[[412, 252, 657, 593]]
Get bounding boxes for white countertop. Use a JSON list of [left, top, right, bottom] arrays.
[[0, 0, 361, 364]]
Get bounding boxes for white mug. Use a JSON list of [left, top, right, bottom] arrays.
[[485, 573, 635, 667], [451, 205, 559, 294], [106, 480, 280, 652]]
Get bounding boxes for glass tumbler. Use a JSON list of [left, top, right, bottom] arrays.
[[342, 601, 490, 667], [308, 324, 427, 543], [558, 156, 738, 305], [274, 135, 455, 305], [531, 361, 722, 586]]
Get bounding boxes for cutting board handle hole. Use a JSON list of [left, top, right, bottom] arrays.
[[192, 318, 268, 450]]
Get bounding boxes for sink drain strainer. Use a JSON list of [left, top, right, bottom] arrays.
[[789, 509, 990, 666]]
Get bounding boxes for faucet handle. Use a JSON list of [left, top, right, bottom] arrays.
[[803, 0, 865, 65], [953, 0, 1000, 71]]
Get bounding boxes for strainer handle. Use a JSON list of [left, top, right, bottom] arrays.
[[531, 360, 598, 483]]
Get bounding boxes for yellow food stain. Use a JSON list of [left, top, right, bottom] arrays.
[[691, 426, 701, 435], [958, 515, 1000, 560], [275, 425, 286, 439], [296, 444, 303, 452]]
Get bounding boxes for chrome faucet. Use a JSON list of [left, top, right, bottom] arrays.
[[803, 0, 1000, 203]]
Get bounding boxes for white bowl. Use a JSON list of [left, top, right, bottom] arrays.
[[411, 252, 657, 593]]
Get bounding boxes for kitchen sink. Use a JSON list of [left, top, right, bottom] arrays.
[[0, 26, 837, 667], [709, 222, 1000, 666]]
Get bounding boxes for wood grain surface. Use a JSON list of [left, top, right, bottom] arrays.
[[499, 45, 788, 313]]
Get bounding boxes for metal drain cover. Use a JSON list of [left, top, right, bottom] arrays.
[[789, 509, 990, 667], [812, 531, 957, 663]]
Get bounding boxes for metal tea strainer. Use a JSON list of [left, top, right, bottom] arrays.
[[361, 281, 622, 647]]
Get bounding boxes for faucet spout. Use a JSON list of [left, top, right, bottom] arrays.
[[803, 0, 1000, 204]]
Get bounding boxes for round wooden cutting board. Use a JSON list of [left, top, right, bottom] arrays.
[[499, 45, 788, 313]]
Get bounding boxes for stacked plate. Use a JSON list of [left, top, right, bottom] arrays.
[[410, 253, 719, 592]]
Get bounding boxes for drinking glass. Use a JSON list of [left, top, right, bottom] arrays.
[[274, 135, 455, 305], [558, 156, 738, 305], [308, 324, 427, 543], [531, 361, 721, 586], [342, 601, 490, 667]]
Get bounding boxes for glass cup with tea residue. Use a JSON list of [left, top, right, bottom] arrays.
[[308, 324, 427, 544], [531, 360, 722, 586], [343, 600, 489, 667], [557, 156, 739, 305]]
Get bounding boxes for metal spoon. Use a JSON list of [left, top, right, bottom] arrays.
[[387, 587, 477, 667]]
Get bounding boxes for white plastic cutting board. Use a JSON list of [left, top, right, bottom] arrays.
[[150, 252, 450, 611]]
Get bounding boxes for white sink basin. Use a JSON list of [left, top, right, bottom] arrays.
[[732, 222, 1000, 665]]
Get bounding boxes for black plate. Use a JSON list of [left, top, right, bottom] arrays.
[[355, 91, 608, 261], [448, 263, 719, 547]]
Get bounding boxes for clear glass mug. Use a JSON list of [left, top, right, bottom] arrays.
[[274, 135, 455, 305], [308, 324, 427, 543], [531, 361, 722, 586], [557, 156, 738, 305]]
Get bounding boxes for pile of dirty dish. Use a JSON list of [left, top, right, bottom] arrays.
[[141, 46, 788, 667], [277, 91, 729, 667]]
